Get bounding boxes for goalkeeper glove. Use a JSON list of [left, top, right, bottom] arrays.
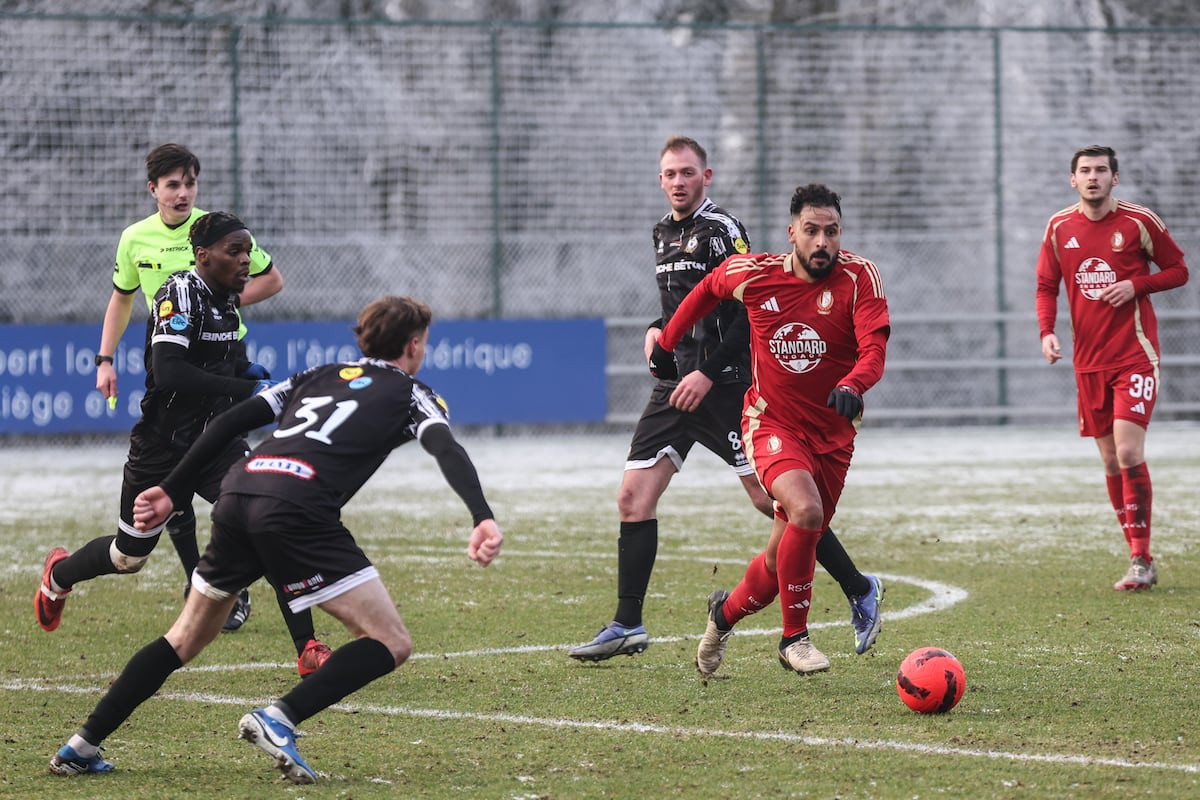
[[648, 341, 679, 381], [826, 385, 862, 419]]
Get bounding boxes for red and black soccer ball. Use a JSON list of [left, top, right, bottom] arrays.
[[896, 647, 966, 713]]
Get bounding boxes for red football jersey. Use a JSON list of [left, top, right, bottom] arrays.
[[1036, 199, 1188, 373], [661, 249, 890, 453]]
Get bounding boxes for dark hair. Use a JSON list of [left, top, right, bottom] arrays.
[[146, 143, 200, 183], [660, 135, 707, 167], [1071, 145, 1117, 174], [189, 211, 248, 254], [790, 183, 842, 218], [354, 296, 433, 360]]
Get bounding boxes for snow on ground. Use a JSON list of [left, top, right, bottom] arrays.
[[3, 422, 1197, 512]]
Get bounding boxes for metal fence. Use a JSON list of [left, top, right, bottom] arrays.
[[3, 11, 1198, 425]]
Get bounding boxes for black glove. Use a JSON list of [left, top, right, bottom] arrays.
[[648, 341, 679, 381], [826, 385, 862, 419]]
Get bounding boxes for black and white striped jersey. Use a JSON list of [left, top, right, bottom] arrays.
[[652, 198, 752, 384], [228, 359, 450, 515], [138, 270, 247, 447]]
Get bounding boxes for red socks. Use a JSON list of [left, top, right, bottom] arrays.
[[1121, 464, 1153, 562], [775, 523, 821, 639], [721, 551, 777, 627]]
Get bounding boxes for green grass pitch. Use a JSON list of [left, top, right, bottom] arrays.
[[2, 424, 1199, 799]]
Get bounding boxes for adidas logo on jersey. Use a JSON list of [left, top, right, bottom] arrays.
[[1064, 236, 1081, 249], [760, 297, 781, 312], [1130, 401, 1146, 414]]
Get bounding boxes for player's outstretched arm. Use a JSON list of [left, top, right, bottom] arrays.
[[133, 486, 175, 531], [467, 519, 503, 567], [420, 423, 501, 570], [155, 396, 279, 509]]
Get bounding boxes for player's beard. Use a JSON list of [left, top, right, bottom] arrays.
[[797, 249, 836, 280]]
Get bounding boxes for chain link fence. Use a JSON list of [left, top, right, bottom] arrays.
[[3, 11, 1198, 427]]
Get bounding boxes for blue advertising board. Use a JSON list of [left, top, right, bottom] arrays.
[[0, 318, 606, 433]]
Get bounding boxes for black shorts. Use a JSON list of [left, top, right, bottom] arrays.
[[626, 380, 753, 476], [195, 493, 379, 614], [116, 428, 248, 558]]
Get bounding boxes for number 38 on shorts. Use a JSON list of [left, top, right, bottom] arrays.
[[1075, 365, 1158, 436]]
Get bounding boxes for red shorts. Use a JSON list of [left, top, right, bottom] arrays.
[[1075, 361, 1158, 437], [743, 415, 852, 528]]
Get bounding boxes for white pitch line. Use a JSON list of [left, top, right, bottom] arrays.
[[2, 576, 1190, 777], [410, 571, 968, 659], [1, 570, 964, 685], [5, 680, 1197, 775], [101, 571, 970, 673]]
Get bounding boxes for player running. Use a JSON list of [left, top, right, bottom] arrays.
[[48, 295, 503, 783], [94, 143, 283, 634], [652, 183, 890, 675], [570, 138, 883, 665], [37, 212, 329, 676]]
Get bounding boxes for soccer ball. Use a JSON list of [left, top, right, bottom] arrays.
[[896, 647, 965, 713]]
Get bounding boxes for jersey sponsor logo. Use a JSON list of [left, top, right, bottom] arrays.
[[1074, 257, 1117, 300], [734, 237, 749, 254], [168, 314, 189, 331], [655, 260, 706, 274], [769, 322, 826, 374], [159, 300, 174, 317], [817, 290, 834, 315], [245, 455, 316, 480], [199, 330, 239, 341], [1064, 236, 1080, 249], [1112, 230, 1124, 251], [339, 366, 364, 380], [759, 296, 780, 312], [349, 377, 373, 389]]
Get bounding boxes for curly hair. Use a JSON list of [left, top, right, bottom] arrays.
[[789, 183, 842, 219]]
